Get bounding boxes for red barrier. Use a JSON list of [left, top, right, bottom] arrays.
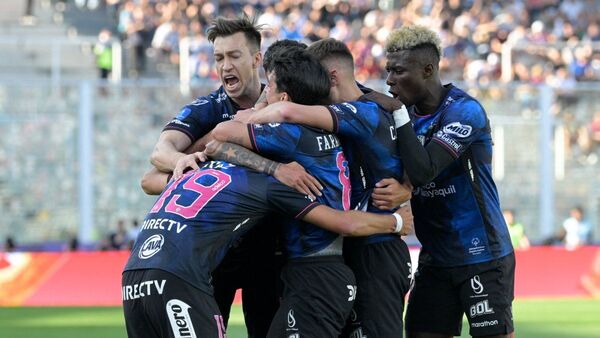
[[0, 246, 598, 306]]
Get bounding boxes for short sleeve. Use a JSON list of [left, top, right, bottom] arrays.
[[266, 179, 320, 219], [163, 98, 221, 143], [431, 99, 488, 158], [248, 123, 300, 162], [326, 101, 379, 138]]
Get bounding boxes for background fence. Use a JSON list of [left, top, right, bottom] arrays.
[[0, 79, 598, 246]]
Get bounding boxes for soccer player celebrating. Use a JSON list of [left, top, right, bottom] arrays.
[[205, 47, 378, 338], [122, 159, 407, 338], [382, 25, 514, 338], [139, 14, 285, 337], [236, 38, 412, 338]]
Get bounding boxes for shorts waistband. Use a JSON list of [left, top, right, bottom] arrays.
[[287, 255, 344, 265]]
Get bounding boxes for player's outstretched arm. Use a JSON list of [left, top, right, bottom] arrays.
[[235, 101, 335, 132], [303, 203, 413, 237], [204, 141, 322, 199]]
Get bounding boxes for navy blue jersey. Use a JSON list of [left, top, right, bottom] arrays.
[[163, 85, 263, 142], [124, 161, 318, 294], [409, 84, 513, 266], [249, 123, 350, 258], [327, 98, 404, 245]]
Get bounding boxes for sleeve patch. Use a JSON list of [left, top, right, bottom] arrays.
[[442, 122, 472, 138], [433, 130, 462, 155]]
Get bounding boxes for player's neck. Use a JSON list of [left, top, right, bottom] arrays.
[[335, 79, 362, 102], [232, 79, 262, 109]]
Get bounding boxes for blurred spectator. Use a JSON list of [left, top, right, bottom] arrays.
[[546, 206, 593, 250], [108, 219, 129, 250], [94, 29, 113, 80], [503, 209, 530, 250], [4, 237, 16, 252], [68, 236, 79, 252], [561, 206, 593, 250], [126, 219, 141, 250]]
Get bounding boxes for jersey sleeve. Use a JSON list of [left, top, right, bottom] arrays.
[[326, 101, 379, 138], [266, 179, 320, 219], [430, 99, 488, 158], [163, 98, 220, 143], [247, 123, 300, 162]]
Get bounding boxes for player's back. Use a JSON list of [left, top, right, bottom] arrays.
[[249, 123, 350, 257], [124, 161, 317, 293]]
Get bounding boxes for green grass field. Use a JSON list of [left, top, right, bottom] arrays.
[[1, 299, 599, 338]]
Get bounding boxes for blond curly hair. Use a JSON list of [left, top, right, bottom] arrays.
[[385, 25, 443, 58]]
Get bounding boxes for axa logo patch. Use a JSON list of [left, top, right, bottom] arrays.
[[138, 234, 164, 259], [166, 299, 197, 338], [442, 122, 472, 138]]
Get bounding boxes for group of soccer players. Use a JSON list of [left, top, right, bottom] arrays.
[[122, 13, 515, 338]]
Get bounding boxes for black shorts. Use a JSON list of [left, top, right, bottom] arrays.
[[267, 256, 356, 338], [341, 237, 412, 338], [212, 220, 284, 337], [122, 269, 226, 338], [405, 252, 515, 337]]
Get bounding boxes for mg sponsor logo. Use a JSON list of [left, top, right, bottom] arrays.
[[166, 299, 197, 338], [138, 234, 164, 259], [341, 102, 357, 114]]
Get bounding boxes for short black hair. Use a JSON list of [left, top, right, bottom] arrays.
[[307, 38, 354, 70], [263, 39, 307, 73], [206, 13, 262, 52], [270, 48, 330, 105]]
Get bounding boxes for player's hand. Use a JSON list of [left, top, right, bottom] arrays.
[[371, 178, 413, 210], [362, 90, 404, 112], [233, 108, 254, 123], [172, 152, 204, 181], [274, 161, 323, 200], [395, 202, 414, 236]]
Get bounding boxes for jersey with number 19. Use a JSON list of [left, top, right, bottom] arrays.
[[123, 161, 319, 295]]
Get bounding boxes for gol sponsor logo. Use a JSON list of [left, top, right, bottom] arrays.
[[138, 234, 164, 259]]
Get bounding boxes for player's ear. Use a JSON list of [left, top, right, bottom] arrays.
[[253, 51, 262, 69], [423, 63, 434, 79], [329, 69, 338, 87], [280, 92, 290, 102]]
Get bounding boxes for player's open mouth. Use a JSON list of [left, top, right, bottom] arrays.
[[389, 90, 398, 99], [224, 75, 240, 89]]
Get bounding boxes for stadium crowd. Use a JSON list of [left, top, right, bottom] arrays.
[[104, 0, 600, 84]]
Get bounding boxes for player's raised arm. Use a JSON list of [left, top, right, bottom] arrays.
[[241, 101, 335, 132]]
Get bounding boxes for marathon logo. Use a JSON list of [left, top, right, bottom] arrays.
[[138, 234, 164, 259], [316, 134, 340, 151], [434, 131, 462, 153], [166, 299, 197, 338], [141, 218, 188, 233], [329, 105, 342, 114], [122, 279, 166, 301], [471, 319, 499, 328], [443, 122, 472, 138]]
